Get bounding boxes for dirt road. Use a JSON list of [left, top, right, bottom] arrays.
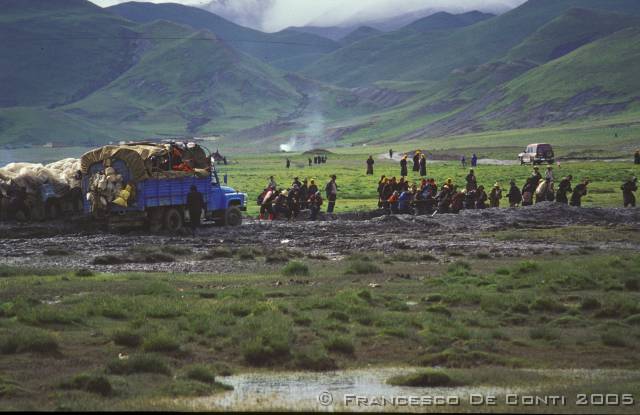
[[1, 203, 638, 273]]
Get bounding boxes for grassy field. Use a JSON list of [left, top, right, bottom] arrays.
[[1, 248, 639, 410], [218, 151, 639, 216]]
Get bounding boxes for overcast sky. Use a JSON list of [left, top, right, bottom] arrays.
[[91, 0, 528, 32]]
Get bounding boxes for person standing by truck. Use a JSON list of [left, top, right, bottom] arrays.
[[325, 175, 338, 214], [186, 185, 204, 236]]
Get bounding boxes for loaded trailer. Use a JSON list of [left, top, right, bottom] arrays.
[[80, 142, 246, 231]]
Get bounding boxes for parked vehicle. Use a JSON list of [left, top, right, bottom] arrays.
[[518, 143, 555, 165], [81, 142, 246, 231]]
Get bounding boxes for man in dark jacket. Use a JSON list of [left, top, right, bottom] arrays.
[[400, 156, 408, 177], [186, 185, 205, 236], [570, 179, 589, 207], [325, 175, 338, 213], [465, 169, 477, 191], [556, 175, 573, 204], [412, 152, 420, 172], [622, 177, 637, 207], [366, 156, 374, 175], [507, 180, 522, 207]]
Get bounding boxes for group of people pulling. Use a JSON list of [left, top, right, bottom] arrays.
[[376, 165, 634, 215], [256, 175, 338, 221]]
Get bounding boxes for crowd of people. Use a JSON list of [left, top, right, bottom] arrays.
[[375, 165, 636, 215], [256, 175, 338, 221]]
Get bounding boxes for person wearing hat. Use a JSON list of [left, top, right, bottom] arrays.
[[556, 175, 573, 204], [570, 179, 590, 207], [531, 167, 542, 188], [507, 180, 522, 207], [186, 185, 204, 236], [621, 177, 638, 207], [366, 155, 375, 175], [419, 153, 427, 177], [400, 155, 408, 177], [489, 183, 502, 208], [325, 175, 338, 213]]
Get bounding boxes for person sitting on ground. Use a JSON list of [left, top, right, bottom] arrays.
[[450, 188, 465, 213], [387, 191, 400, 214], [273, 190, 290, 219], [556, 175, 573, 205], [570, 179, 589, 207], [621, 177, 638, 207], [308, 191, 323, 220], [489, 183, 502, 208], [507, 180, 522, 207]]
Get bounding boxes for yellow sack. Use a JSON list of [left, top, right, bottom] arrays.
[[113, 197, 127, 207]]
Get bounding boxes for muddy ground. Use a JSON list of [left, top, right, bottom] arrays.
[[1, 203, 638, 273]]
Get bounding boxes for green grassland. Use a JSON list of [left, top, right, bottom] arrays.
[[1, 251, 639, 410], [219, 147, 639, 216]]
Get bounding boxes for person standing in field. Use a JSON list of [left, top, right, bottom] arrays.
[[325, 175, 338, 213], [413, 151, 421, 172], [465, 169, 477, 191], [389, 149, 394, 159], [419, 154, 427, 177], [366, 155, 375, 175], [471, 153, 478, 167], [308, 157, 312, 167], [461, 155, 466, 168], [570, 179, 589, 207], [489, 183, 502, 208], [634, 150, 640, 165], [507, 180, 522, 207], [286, 158, 291, 169], [556, 175, 573, 204], [622, 177, 637, 207], [400, 155, 408, 177], [186, 185, 204, 236]]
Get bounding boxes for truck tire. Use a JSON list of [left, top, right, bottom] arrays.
[[163, 207, 183, 232], [224, 207, 242, 226]]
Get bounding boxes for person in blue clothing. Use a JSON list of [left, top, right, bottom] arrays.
[[461, 155, 466, 168], [471, 153, 478, 167], [398, 188, 414, 214]]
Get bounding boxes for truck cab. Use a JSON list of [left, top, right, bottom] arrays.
[[518, 143, 554, 165]]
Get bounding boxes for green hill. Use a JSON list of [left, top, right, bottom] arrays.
[[507, 8, 640, 64], [302, 0, 640, 87], [0, 0, 304, 145], [340, 26, 382, 45], [107, 2, 341, 70]]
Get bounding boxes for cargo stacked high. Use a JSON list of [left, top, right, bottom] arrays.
[[80, 141, 246, 231]]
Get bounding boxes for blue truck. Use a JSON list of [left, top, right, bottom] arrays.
[[80, 142, 246, 231]]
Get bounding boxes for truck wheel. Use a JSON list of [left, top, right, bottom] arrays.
[[163, 208, 183, 232], [224, 207, 242, 226]]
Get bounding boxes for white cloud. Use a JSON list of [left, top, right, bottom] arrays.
[[91, 0, 528, 31]]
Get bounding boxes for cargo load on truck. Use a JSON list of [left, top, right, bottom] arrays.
[[80, 141, 246, 231], [0, 158, 83, 221]]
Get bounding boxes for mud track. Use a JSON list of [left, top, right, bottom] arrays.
[[1, 203, 638, 273]]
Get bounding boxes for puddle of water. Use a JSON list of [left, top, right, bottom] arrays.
[[186, 367, 521, 412]]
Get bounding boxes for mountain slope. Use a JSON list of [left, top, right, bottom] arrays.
[[107, 2, 340, 70], [0, 0, 139, 107], [403, 11, 494, 33], [340, 26, 382, 45], [507, 8, 640, 64], [302, 0, 640, 87]]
